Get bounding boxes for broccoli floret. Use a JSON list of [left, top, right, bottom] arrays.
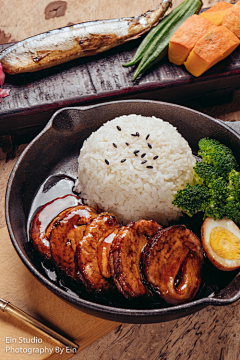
[[193, 162, 219, 185], [173, 184, 210, 217], [173, 139, 240, 223], [228, 169, 240, 194], [173, 178, 229, 220], [225, 198, 240, 227], [203, 178, 229, 219], [208, 178, 229, 202], [225, 170, 240, 226], [198, 138, 239, 178]]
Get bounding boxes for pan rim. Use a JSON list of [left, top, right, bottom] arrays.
[[5, 98, 240, 322]]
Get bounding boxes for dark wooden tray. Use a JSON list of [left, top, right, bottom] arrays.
[[1, 34, 240, 135]]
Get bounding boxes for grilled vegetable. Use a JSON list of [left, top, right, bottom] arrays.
[[200, 1, 233, 26], [122, 0, 186, 68], [123, 0, 202, 81], [184, 25, 240, 77], [222, 2, 240, 39], [168, 14, 215, 65]]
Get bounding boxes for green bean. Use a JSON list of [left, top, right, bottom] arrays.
[[122, 0, 187, 67], [130, 0, 202, 81]]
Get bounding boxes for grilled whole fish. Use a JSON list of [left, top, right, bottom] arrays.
[[0, 0, 171, 74]]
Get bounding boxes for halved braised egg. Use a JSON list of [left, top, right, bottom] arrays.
[[201, 217, 240, 271]]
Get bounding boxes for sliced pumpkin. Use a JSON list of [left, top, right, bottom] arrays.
[[184, 25, 240, 77], [222, 2, 240, 39], [199, 1, 233, 26], [168, 14, 215, 65]]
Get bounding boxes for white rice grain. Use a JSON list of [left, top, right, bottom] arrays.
[[75, 114, 196, 225]]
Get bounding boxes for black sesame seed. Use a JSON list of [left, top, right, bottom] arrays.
[[148, 143, 152, 149], [121, 159, 126, 163], [136, 132, 140, 137], [153, 155, 158, 160], [125, 142, 129, 146], [141, 153, 146, 158], [131, 133, 137, 137], [105, 159, 109, 165], [146, 134, 150, 140], [113, 143, 117, 148], [117, 126, 121, 131], [141, 160, 147, 164], [146, 165, 153, 169], [134, 150, 140, 156]]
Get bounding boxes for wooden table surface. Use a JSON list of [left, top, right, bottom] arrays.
[[1, 0, 240, 359]]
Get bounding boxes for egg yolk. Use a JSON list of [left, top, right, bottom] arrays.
[[210, 226, 240, 260]]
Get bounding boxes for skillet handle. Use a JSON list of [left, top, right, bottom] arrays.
[[208, 272, 240, 305]]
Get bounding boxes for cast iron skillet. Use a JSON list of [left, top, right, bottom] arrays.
[[5, 99, 240, 324]]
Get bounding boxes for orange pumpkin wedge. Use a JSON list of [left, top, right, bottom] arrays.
[[222, 2, 240, 39], [184, 25, 240, 77], [199, 1, 233, 26], [168, 15, 216, 65]]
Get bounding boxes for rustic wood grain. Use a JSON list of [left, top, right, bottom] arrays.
[[1, 0, 238, 135], [1, 34, 240, 134], [73, 302, 240, 360]]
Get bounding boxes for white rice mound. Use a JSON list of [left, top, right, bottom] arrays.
[[75, 114, 196, 226]]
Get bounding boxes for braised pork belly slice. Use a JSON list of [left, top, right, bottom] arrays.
[[141, 225, 204, 305], [109, 220, 161, 299], [30, 194, 83, 259], [50, 205, 98, 281], [130, 219, 162, 238], [98, 227, 122, 279], [76, 213, 120, 293]]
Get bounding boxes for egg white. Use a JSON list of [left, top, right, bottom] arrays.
[[201, 217, 240, 271]]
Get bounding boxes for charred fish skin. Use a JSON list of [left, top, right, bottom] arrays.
[[0, 0, 171, 75]]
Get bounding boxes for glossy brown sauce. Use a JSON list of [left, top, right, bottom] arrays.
[[27, 174, 232, 308], [30, 194, 83, 258], [35, 194, 82, 236], [98, 230, 119, 278]]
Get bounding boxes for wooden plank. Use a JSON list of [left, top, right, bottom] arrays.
[[0, 1, 238, 135], [0, 226, 120, 360], [46, 322, 121, 360], [1, 37, 240, 134]]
